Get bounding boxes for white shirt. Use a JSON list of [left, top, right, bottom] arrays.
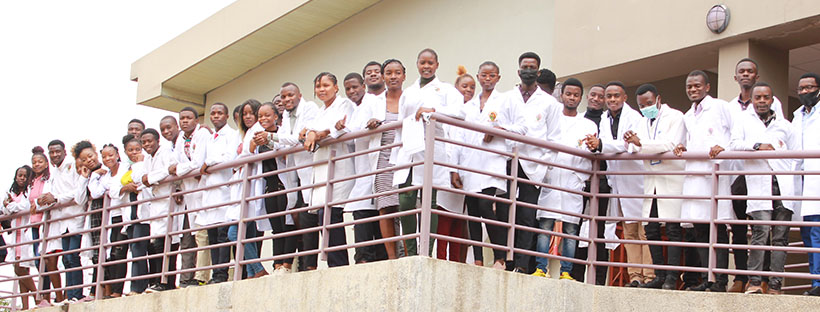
[[46, 158, 86, 233], [143, 145, 179, 241], [175, 125, 211, 225], [500, 86, 562, 184], [345, 92, 387, 211]]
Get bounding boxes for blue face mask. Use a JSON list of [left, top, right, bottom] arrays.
[[640, 105, 659, 119]]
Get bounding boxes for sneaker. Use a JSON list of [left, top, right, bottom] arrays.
[[512, 267, 528, 274], [767, 286, 783, 295], [207, 278, 227, 285], [559, 272, 575, 281], [531, 268, 547, 278], [639, 277, 664, 289], [687, 282, 710, 291], [252, 270, 269, 279], [625, 280, 642, 287], [78, 296, 94, 303], [145, 284, 171, 293], [273, 267, 291, 275], [705, 282, 727, 292]]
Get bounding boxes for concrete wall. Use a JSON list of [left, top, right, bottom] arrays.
[[204, 0, 556, 114], [45, 256, 820, 312]]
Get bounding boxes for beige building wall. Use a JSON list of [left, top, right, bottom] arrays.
[[204, 0, 556, 113]]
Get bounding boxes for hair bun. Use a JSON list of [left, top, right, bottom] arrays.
[[456, 65, 467, 76], [32, 146, 44, 154]]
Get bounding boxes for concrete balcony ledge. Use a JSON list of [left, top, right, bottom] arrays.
[[33, 256, 820, 311]]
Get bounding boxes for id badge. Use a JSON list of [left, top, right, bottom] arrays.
[[650, 160, 662, 166]]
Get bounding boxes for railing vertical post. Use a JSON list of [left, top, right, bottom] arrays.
[[708, 163, 719, 282], [36, 210, 50, 302], [234, 163, 252, 281], [94, 197, 110, 300], [506, 147, 519, 262], [160, 186, 177, 285], [419, 117, 436, 257], [320, 151, 336, 262], [587, 159, 600, 285]]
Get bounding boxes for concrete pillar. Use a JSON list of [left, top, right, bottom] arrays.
[[718, 40, 789, 117]]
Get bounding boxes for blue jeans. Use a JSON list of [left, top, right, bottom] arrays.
[[227, 222, 264, 277], [535, 218, 579, 274], [801, 214, 820, 287], [61, 233, 83, 300]]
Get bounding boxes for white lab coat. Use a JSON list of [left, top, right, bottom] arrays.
[[174, 125, 211, 227], [726, 95, 785, 183], [681, 95, 735, 221], [143, 145, 180, 243], [345, 92, 386, 212], [2, 191, 35, 267], [277, 98, 320, 205], [226, 122, 270, 232], [459, 90, 509, 194], [730, 111, 796, 213], [47, 158, 86, 234], [634, 104, 686, 221], [599, 104, 645, 223], [437, 118, 466, 213], [500, 87, 562, 184], [197, 126, 241, 226], [793, 103, 820, 217], [537, 114, 597, 224], [306, 96, 356, 209], [390, 77, 465, 188]]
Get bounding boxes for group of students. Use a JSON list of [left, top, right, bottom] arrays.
[[4, 48, 820, 308]]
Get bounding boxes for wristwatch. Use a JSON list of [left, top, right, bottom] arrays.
[[753, 143, 761, 150]]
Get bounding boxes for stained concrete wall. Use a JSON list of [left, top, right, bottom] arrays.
[[34, 256, 820, 312]]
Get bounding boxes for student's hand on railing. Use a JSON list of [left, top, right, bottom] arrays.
[[37, 193, 56, 206], [583, 134, 600, 151], [3, 195, 11, 207], [168, 164, 177, 176], [141, 174, 150, 186], [304, 131, 318, 152], [415, 107, 435, 121], [174, 195, 184, 205], [299, 128, 308, 141], [623, 130, 641, 147], [121, 183, 139, 194], [758, 143, 775, 151], [709, 145, 724, 159], [450, 172, 463, 189], [366, 118, 382, 130], [673, 144, 686, 157], [252, 131, 269, 147], [200, 163, 210, 175]]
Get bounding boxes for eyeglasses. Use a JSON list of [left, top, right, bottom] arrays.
[[798, 85, 819, 93]]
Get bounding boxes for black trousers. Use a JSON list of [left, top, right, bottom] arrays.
[[644, 198, 682, 281], [682, 227, 703, 285], [465, 187, 508, 262], [730, 176, 749, 283], [104, 216, 129, 294], [207, 226, 230, 281], [694, 223, 730, 284], [127, 223, 150, 293], [300, 207, 349, 268], [571, 178, 610, 284], [500, 160, 539, 271], [352, 210, 388, 263], [265, 187, 296, 265], [148, 237, 179, 287]]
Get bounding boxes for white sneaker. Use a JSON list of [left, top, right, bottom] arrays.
[[273, 267, 292, 275]]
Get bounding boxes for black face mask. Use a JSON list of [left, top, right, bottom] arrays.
[[519, 69, 538, 85], [800, 90, 820, 108]]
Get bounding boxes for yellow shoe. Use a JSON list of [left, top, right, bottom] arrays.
[[531, 268, 547, 277], [560, 272, 575, 281]]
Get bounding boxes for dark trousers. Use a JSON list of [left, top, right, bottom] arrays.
[[207, 226, 230, 281], [466, 187, 508, 262], [127, 223, 150, 293], [105, 216, 128, 294], [644, 198, 682, 281], [148, 237, 178, 288], [730, 176, 749, 283], [500, 160, 539, 271], [265, 189, 295, 265], [694, 223, 730, 284], [352, 210, 388, 263], [61, 233, 83, 300], [571, 178, 610, 284], [682, 227, 703, 285], [179, 214, 196, 282], [300, 208, 349, 268]]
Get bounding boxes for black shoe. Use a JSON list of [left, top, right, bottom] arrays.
[[687, 281, 710, 291], [706, 282, 727, 292], [179, 280, 199, 288], [639, 277, 664, 289], [662, 278, 678, 290], [625, 280, 642, 287], [804, 286, 820, 296], [206, 278, 227, 285], [512, 267, 528, 274]]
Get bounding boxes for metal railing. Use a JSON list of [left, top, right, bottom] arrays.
[[0, 111, 818, 309]]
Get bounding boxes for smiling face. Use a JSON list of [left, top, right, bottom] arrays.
[[48, 144, 66, 166], [15, 168, 27, 188], [159, 118, 179, 142], [686, 75, 710, 103], [561, 85, 583, 110], [383, 62, 406, 91], [416, 51, 439, 79], [140, 133, 158, 156], [315, 75, 338, 105], [343, 78, 366, 105], [587, 86, 605, 111], [31, 154, 48, 176], [101, 146, 119, 170], [77, 147, 100, 171], [125, 141, 142, 163], [258, 104, 278, 131], [604, 85, 626, 112], [456, 76, 476, 103], [280, 85, 302, 112], [363, 64, 384, 89]]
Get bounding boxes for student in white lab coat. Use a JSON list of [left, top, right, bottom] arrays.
[[274, 83, 320, 211], [92, 144, 128, 297], [533, 78, 597, 279], [390, 49, 465, 257], [137, 129, 180, 292], [584, 81, 651, 286], [792, 72, 820, 296], [461, 61, 510, 269], [198, 103, 241, 283], [73, 140, 110, 299], [2, 166, 37, 309], [36, 139, 85, 301], [494, 52, 562, 273], [167, 108, 212, 287], [302, 72, 355, 268], [339, 71, 388, 263], [726, 82, 795, 294], [363, 60, 386, 96], [673, 70, 734, 292], [116, 135, 152, 295], [623, 84, 686, 290]]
